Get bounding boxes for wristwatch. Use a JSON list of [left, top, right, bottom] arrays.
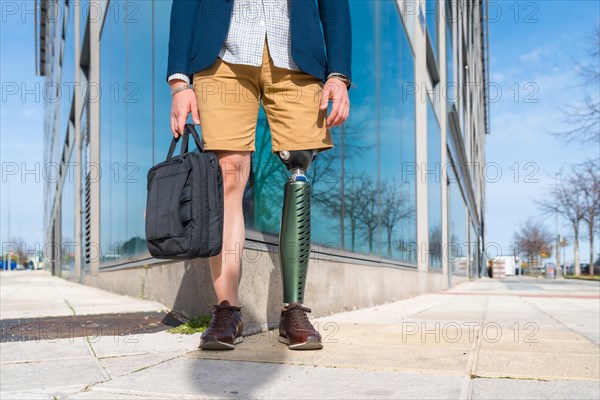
[[327, 72, 351, 89]]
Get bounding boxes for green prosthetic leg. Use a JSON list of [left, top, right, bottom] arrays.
[[278, 150, 316, 304], [279, 178, 311, 303]]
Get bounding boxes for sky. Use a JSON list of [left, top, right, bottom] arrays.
[[0, 2, 46, 255], [0, 0, 599, 264], [485, 0, 599, 262]]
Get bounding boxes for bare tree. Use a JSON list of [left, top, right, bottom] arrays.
[[247, 117, 373, 234], [538, 170, 586, 275], [429, 225, 442, 268], [572, 160, 600, 275], [380, 180, 415, 258], [555, 26, 600, 145], [318, 175, 378, 253], [355, 178, 379, 253], [513, 219, 554, 272]]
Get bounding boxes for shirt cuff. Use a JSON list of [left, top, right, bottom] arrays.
[[168, 73, 190, 85]]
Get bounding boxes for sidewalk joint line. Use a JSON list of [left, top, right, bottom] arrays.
[[520, 297, 600, 349], [64, 300, 77, 316], [458, 280, 491, 400]]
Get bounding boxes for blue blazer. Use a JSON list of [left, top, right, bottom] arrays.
[[166, 0, 351, 83]]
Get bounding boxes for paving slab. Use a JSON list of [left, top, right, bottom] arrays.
[[87, 331, 200, 358], [262, 368, 465, 399], [186, 330, 346, 367], [0, 385, 88, 400], [100, 354, 183, 378], [317, 294, 456, 324], [0, 337, 91, 363], [470, 377, 600, 400], [0, 271, 165, 320], [0, 356, 108, 392], [95, 357, 310, 399], [479, 336, 600, 355], [475, 349, 600, 380], [317, 342, 471, 373]]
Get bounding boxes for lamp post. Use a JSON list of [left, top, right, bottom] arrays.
[[3, 180, 9, 271], [555, 173, 561, 274], [514, 245, 520, 276]]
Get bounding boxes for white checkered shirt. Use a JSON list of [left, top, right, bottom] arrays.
[[168, 0, 299, 84], [220, 0, 300, 71]]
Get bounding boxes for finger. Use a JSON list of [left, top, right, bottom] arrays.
[[327, 96, 341, 127], [332, 109, 345, 126], [191, 97, 201, 125], [320, 86, 330, 110], [342, 101, 350, 123], [177, 113, 186, 136], [192, 108, 201, 126], [342, 99, 350, 121], [333, 100, 349, 127], [171, 113, 179, 138]]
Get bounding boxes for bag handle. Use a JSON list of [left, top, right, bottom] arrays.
[[165, 124, 204, 161], [180, 124, 204, 155], [166, 135, 181, 161]]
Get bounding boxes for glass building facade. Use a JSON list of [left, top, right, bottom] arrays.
[[39, 0, 489, 287]]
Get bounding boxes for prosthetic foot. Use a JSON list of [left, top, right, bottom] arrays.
[[277, 150, 323, 350]]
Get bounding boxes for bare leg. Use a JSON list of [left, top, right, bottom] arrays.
[[208, 151, 250, 307]]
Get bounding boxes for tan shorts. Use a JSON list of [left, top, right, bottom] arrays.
[[192, 40, 332, 153]]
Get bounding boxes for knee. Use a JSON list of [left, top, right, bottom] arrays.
[[217, 152, 251, 193]]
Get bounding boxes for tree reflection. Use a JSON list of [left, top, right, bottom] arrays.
[[242, 117, 416, 262], [381, 180, 415, 258]]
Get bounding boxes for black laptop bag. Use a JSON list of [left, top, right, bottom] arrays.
[[145, 124, 223, 259]]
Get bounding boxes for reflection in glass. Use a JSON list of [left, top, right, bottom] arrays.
[[445, 0, 455, 105], [97, 0, 420, 266], [125, 2, 153, 260], [153, 0, 175, 165], [447, 162, 467, 275], [100, 0, 152, 265], [80, 0, 89, 44], [60, 0, 75, 147], [244, 107, 287, 235], [470, 222, 478, 278], [427, 99, 442, 269], [379, 0, 417, 263], [61, 149, 75, 277], [426, 0, 439, 60]]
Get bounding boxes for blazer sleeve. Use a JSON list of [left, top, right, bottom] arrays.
[[317, 0, 352, 82], [166, 0, 200, 82]]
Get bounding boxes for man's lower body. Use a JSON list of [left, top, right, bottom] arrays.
[[192, 40, 332, 350]]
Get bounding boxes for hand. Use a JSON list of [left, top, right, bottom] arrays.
[[320, 78, 350, 128], [170, 79, 200, 138]]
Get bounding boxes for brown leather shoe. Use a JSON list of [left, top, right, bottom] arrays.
[[278, 302, 323, 350], [199, 300, 243, 350]]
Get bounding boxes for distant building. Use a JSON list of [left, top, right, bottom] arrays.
[[37, 0, 490, 320], [488, 256, 517, 277]]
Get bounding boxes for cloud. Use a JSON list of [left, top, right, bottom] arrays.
[[519, 46, 554, 64]]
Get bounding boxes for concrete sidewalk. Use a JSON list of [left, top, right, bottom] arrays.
[[1, 271, 599, 399]]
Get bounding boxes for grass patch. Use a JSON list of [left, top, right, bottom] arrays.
[[167, 315, 211, 335], [564, 275, 600, 281]]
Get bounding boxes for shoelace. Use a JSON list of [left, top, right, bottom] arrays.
[[286, 304, 312, 329], [209, 304, 241, 330]]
